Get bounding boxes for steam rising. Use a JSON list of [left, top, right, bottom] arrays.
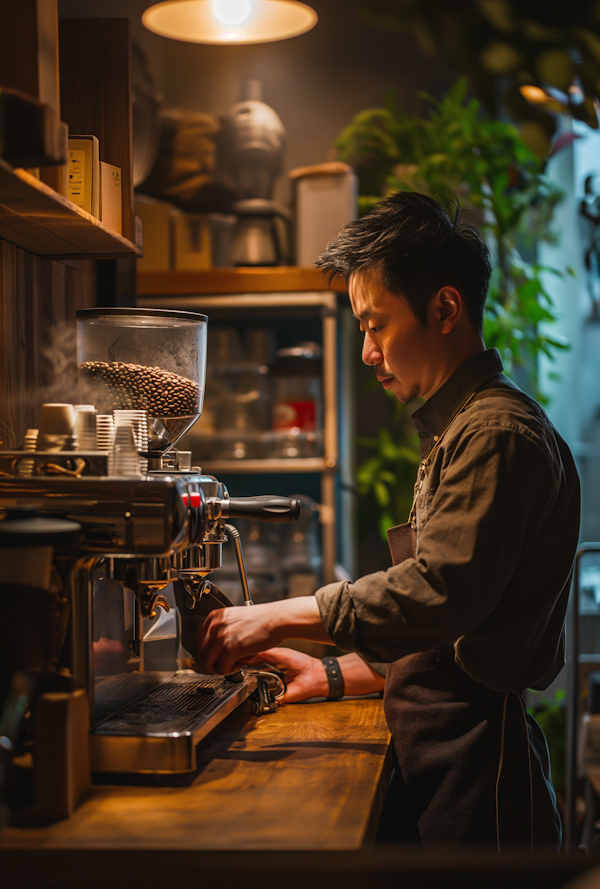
[[41, 321, 80, 406]]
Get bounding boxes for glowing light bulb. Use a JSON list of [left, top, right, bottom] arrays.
[[520, 85, 549, 105], [212, 0, 251, 26], [143, 0, 318, 45]]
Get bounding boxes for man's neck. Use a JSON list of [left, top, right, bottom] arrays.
[[422, 338, 486, 401]]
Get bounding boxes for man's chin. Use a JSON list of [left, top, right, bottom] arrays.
[[385, 381, 418, 404]]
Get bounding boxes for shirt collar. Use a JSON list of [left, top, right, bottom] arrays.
[[411, 348, 504, 448]]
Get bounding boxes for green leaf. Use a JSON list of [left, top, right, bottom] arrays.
[[374, 480, 390, 506]]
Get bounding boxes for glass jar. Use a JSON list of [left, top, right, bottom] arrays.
[[76, 307, 208, 453], [270, 341, 322, 457]]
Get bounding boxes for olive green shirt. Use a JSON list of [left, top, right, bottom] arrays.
[[316, 349, 580, 692]]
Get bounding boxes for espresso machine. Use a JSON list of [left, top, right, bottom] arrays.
[[0, 308, 299, 778]]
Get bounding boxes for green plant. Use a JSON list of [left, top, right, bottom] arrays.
[[357, 396, 421, 539], [339, 80, 569, 535]]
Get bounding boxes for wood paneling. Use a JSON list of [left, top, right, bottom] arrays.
[[0, 1, 59, 112], [0, 241, 95, 449], [137, 266, 348, 296], [58, 19, 133, 244], [0, 699, 391, 851]]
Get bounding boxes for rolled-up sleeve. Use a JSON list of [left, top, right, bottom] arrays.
[[315, 581, 387, 676], [315, 423, 561, 666]]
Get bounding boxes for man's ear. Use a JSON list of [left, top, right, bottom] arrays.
[[433, 286, 462, 334]]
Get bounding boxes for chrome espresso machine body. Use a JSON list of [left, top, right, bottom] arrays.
[[0, 309, 300, 776]]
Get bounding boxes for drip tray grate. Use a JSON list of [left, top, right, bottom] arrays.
[[94, 671, 243, 736]]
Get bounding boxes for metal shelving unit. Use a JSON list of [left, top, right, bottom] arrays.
[[137, 285, 349, 585]]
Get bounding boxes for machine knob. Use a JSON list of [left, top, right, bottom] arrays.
[[182, 486, 207, 543]]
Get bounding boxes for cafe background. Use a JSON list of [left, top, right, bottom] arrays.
[[56, 0, 600, 587], [1, 0, 600, 839]]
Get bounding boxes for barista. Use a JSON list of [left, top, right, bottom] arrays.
[[195, 192, 580, 848]]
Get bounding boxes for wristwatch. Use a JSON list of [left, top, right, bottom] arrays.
[[321, 656, 345, 701]]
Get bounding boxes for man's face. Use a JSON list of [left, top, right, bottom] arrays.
[[349, 267, 442, 404]]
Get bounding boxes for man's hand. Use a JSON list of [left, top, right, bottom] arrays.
[[241, 649, 387, 703], [195, 603, 284, 674], [242, 648, 330, 703], [195, 597, 331, 675]]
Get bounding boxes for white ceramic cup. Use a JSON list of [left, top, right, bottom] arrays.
[[39, 403, 76, 435]]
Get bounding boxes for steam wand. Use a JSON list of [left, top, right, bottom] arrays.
[[224, 524, 253, 606], [222, 524, 288, 714]]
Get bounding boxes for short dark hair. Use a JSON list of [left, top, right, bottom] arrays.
[[315, 191, 492, 332]]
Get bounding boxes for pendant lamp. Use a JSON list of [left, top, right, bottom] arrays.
[[142, 0, 318, 45]]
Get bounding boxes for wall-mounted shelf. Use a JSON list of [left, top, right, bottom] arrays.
[[0, 160, 140, 259], [200, 457, 335, 475], [137, 267, 347, 296]]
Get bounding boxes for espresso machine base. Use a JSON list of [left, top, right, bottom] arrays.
[[90, 671, 257, 774]]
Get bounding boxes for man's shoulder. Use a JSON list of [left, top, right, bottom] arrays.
[[469, 375, 551, 434], [451, 374, 567, 459]]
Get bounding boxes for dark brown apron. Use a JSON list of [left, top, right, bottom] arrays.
[[380, 522, 561, 849]]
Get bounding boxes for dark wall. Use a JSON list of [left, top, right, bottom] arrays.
[[58, 0, 453, 203]]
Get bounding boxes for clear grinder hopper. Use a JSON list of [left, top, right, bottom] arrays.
[[76, 308, 208, 455]]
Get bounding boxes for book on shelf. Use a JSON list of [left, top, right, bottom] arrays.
[[68, 135, 99, 217], [100, 160, 122, 235]]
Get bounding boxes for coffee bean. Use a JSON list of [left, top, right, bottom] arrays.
[[80, 360, 200, 416]]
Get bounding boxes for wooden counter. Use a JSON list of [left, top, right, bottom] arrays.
[[1, 698, 391, 853], [3, 701, 599, 889]]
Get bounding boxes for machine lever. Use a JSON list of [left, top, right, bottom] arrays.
[[220, 496, 301, 523]]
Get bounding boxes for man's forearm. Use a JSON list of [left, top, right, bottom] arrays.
[[275, 595, 333, 644], [195, 595, 333, 674]]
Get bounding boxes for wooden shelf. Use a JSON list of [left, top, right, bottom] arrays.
[[200, 457, 335, 474], [137, 267, 347, 296], [0, 161, 140, 259]]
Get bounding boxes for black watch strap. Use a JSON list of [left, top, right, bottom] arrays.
[[322, 656, 344, 701]]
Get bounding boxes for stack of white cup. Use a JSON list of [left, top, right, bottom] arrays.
[[107, 424, 142, 478], [19, 428, 39, 476], [96, 415, 115, 452], [22, 429, 39, 451], [113, 410, 149, 474]]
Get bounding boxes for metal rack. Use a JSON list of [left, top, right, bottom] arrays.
[[566, 541, 600, 851], [138, 288, 350, 584]]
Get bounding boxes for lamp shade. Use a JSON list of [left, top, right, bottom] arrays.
[[142, 0, 318, 45]]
